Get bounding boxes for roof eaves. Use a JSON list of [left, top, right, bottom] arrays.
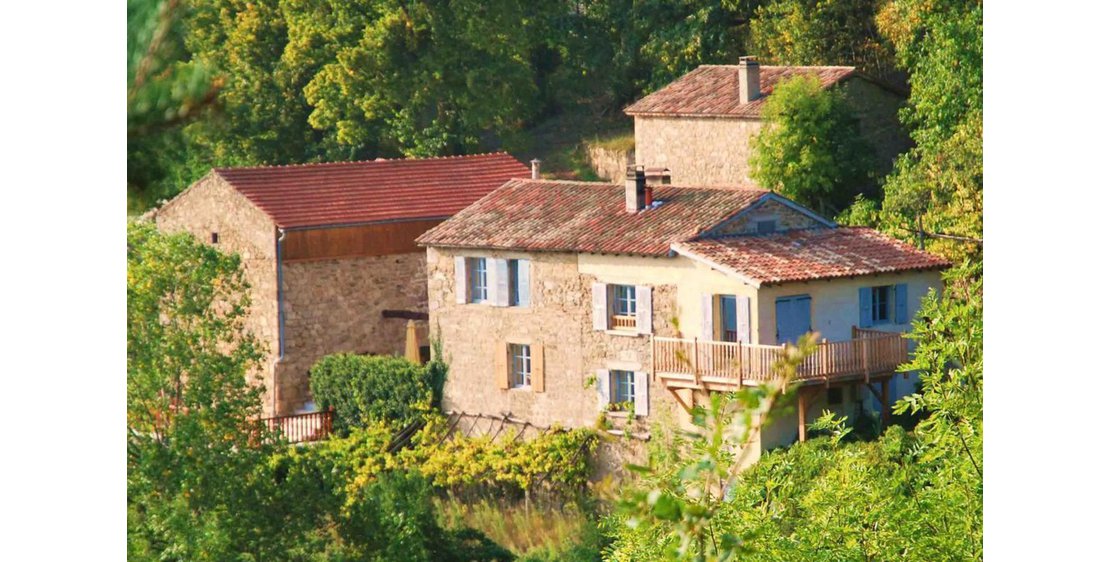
[[671, 243, 763, 288]]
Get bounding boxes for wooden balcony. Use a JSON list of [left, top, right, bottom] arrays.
[[260, 409, 334, 444], [652, 327, 909, 392]]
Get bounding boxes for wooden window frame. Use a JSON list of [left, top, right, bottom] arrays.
[[610, 369, 635, 405], [468, 257, 489, 303], [509, 343, 531, 388], [871, 285, 893, 325], [610, 284, 637, 330]]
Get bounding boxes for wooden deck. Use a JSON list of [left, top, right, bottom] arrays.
[[652, 327, 909, 391]]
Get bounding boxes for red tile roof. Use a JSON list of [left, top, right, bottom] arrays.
[[213, 152, 529, 228], [624, 65, 858, 118], [673, 228, 950, 286], [416, 179, 768, 256]]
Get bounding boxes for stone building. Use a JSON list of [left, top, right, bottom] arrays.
[[417, 167, 948, 457], [154, 152, 530, 416], [624, 59, 908, 186]]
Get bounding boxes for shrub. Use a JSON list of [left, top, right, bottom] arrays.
[[309, 354, 432, 433]]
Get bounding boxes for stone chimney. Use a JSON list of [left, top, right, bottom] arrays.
[[530, 158, 541, 180], [625, 165, 647, 213], [739, 56, 760, 103]]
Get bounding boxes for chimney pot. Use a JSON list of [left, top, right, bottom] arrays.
[[530, 158, 542, 180], [625, 165, 647, 213], [738, 56, 760, 103]]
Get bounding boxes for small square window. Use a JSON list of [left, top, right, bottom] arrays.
[[610, 370, 635, 405], [756, 219, 777, 234], [210, 232, 219, 244], [510, 344, 531, 388], [871, 285, 893, 324]]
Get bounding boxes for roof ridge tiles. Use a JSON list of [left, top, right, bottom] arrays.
[[212, 151, 515, 173]]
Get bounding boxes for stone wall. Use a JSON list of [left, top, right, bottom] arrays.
[[153, 173, 281, 411], [275, 251, 430, 414], [633, 77, 908, 186], [634, 115, 763, 186], [707, 198, 826, 236], [586, 143, 634, 182], [842, 78, 910, 176], [427, 247, 685, 432]]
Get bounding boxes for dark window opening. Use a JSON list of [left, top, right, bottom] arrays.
[[827, 387, 843, 405], [871, 285, 893, 324], [756, 220, 777, 234], [211, 232, 219, 244]]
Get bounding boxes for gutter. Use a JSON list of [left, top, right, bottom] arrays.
[[271, 227, 287, 414]]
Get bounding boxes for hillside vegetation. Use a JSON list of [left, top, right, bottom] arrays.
[[128, 0, 983, 559]]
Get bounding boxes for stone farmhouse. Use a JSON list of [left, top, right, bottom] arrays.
[[624, 58, 908, 186], [154, 152, 530, 416], [417, 166, 949, 455]]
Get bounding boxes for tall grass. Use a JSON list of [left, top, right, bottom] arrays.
[[433, 495, 603, 560]]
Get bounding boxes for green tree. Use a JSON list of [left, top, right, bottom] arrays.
[[127, 0, 219, 212], [749, 0, 898, 81], [749, 74, 876, 215], [127, 221, 301, 560], [309, 353, 433, 433], [876, 0, 983, 263]]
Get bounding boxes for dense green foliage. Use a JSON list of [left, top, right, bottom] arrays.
[[407, 416, 598, 499], [750, 75, 876, 215], [128, 0, 783, 210], [128, 224, 519, 560], [309, 353, 433, 433], [749, 0, 897, 80], [874, 0, 983, 262]]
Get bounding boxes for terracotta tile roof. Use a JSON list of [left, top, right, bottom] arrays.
[[674, 227, 950, 286], [212, 152, 529, 228], [624, 65, 857, 118], [416, 179, 768, 256]]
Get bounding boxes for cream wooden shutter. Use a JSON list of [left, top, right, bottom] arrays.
[[636, 285, 653, 334], [633, 371, 649, 416], [596, 369, 610, 410], [736, 295, 751, 344], [591, 282, 608, 330], [494, 342, 509, 390], [532, 343, 544, 392], [702, 293, 714, 340], [492, 258, 510, 306], [454, 256, 467, 304]]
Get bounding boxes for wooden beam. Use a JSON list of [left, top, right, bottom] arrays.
[[798, 390, 808, 443], [666, 386, 694, 414], [881, 378, 891, 427], [382, 309, 429, 320]]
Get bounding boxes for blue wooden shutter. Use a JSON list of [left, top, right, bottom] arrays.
[[894, 283, 908, 324], [858, 287, 873, 328], [517, 260, 531, 306]]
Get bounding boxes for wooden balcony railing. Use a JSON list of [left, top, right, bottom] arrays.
[[653, 328, 909, 388], [260, 409, 334, 444], [611, 315, 637, 330]]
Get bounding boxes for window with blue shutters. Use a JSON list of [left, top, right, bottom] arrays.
[[508, 259, 531, 307], [861, 283, 909, 327]]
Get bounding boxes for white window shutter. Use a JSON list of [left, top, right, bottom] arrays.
[[701, 293, 714, 340], [636, 285, 653, 334], [736, 295, 751, 343], [454, 256, 467, 304], [492, 258, 510, 306], [518, 260, 531, 306], [596, 369, 610, 410], [591, 282, 608, 330], [633, 371, 649, 416]]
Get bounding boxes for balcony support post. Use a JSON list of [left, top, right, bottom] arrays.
[[798, 389, 808, 443], [881, 378, 891, 427]]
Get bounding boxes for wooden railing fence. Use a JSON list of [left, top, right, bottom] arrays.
[[260, 409, 334, 444], [653, 329, 909, 386]]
